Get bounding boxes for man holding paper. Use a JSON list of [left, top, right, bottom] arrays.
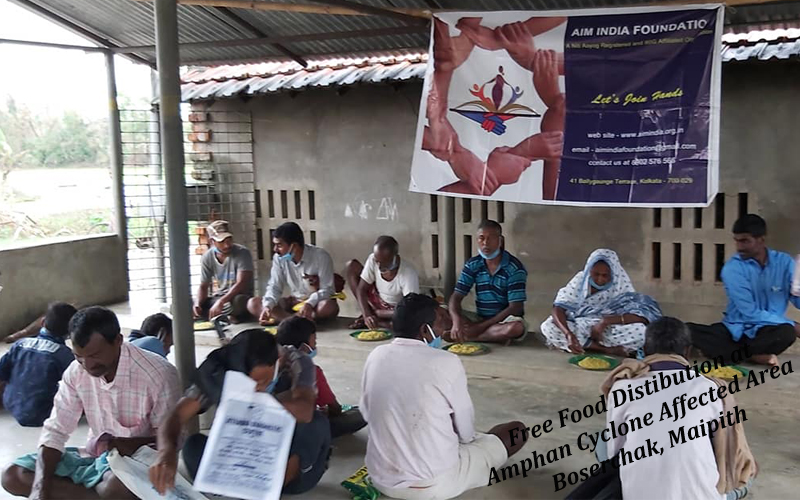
[[149, 329, 330, 496]]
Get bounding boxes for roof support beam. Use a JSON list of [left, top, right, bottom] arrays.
[[0, 38, 106, 52], [306, 0, 429, 25], [114, 25, 428, 54], [8, 0, 154, 66], [206, 6, 308, 66], [131, 0, 432, 19]]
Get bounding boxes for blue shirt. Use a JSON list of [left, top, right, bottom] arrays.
[[0, 329, 74, 426], [455, 250, 528, 319], [130, 337, 167, 358], [721, 248, 800, 341]]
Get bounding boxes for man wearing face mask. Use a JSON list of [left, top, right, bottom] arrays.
[[345, 235, 421, 330], [361, 293, 526, 499], [248, 221, 341, 324], [194, 221, 255, 324], [149, 328, 331, 496], [448, 219, 529, 343]]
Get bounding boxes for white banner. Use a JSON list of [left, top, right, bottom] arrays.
[[409, 5, 723, 207]]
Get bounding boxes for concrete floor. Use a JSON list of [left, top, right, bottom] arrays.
[[1, 304, 799, 499]]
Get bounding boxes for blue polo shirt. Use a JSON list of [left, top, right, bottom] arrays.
[[455, 250, 528, 319], [0, 329, 74, 426], [721, 249, 800, 341]]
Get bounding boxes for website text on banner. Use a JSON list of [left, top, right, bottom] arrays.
[[409, 5, 723, 207]]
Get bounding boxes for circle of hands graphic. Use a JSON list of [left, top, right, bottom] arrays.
[[423, 17, 567, 199]]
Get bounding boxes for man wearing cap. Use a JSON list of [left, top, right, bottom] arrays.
[[194, 220, 255, 323]]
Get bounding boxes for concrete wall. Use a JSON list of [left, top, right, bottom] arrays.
[[196, 61, 800, 325], [0, 235, 128, 336]]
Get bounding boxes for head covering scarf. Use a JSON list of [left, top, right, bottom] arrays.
[[554, 249, 661, 323]]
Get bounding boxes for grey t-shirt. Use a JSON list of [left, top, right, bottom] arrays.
[[200, 244, 254, 297]]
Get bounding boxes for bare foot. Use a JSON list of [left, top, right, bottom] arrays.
[[749, 354, 778, 367]]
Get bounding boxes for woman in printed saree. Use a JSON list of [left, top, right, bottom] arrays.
[[540, 249, 662, 356]]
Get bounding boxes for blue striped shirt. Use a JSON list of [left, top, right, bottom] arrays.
[[455, 251, 528, 319]]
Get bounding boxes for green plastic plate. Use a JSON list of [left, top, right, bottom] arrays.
[[442, 342, 490, 356], [568, 354, 621, 371], [350, 330, 393, 342]]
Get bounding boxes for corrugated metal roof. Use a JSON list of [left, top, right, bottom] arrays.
[[181, 50, 429, 100], [181, 28, 800, 101], [721, 28, 800, 62], [15, 0, 800, 66]]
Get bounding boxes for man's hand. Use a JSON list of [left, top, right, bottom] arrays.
[[590, 320, 608, 341], [259, 306, 272, 326], [450, 318, 465, 342], [510, 131, 564, 161], [208, 301, 225, 320], [108, 438, 140, 457], [487, 146, 532, 186], [497, 21, 536, 70], [566, 332, 584, 354], [192, 303, 203, 319], [533, 49, 562, 108], [422, 119, 458, 162], [433, 18, 475, 73], [456, 17, 502, 51], [298, 303, 315, 320], [149, 448, 178, 495], [364, 315, 378, 330]]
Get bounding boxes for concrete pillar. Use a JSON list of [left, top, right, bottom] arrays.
[[104, 51, 130, 296], [443, 196, 456, 299], [149, 69, 167, 303], [155, 0, 196, 395]]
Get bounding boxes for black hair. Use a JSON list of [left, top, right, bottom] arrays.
[[644, 317, 691, 356], [140, 313, 172, 338], [276, 316, 316, 348], [732, 214, 766, 238], [233, 328, 280, 372], [478, 219, 502, 234], [392, 293, 438, 339], [374, 235, 399, 255], [69, 306, 120, 348], [44, 302, 78, 338], [274, 221, 305, 247]]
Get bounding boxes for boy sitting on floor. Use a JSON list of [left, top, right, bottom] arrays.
[[276, 316, 367, 439]]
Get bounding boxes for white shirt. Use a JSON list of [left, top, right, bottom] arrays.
[[262, 244, 334, 308], [360, 254, 420, 306], [607, 369, 725, 500], [360, 338, 476, 489]]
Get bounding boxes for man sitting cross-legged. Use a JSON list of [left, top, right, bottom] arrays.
[[248, 222, 342, 324], [1, 306, 180, 500], [448, 219, 528, 344], [345, 235, 420, 330]]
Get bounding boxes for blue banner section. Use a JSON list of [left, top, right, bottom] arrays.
[[559, 9, 718, 204]]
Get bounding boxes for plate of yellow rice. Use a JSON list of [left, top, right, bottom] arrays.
[[443, 342, 490, 356], [568, 354, 620, 371], [350, 329, 393, 342]]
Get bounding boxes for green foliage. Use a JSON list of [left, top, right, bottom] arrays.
[[0, 96, 109, 168]]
